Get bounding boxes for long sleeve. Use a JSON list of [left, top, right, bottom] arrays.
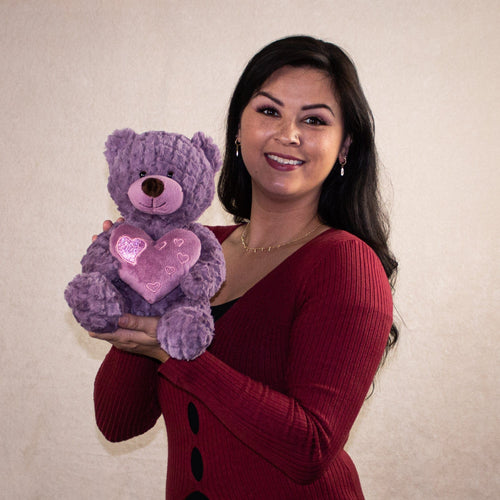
[[94, 347, 162, 442], [158, 235, 393, 484]]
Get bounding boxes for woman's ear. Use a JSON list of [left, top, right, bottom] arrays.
[[339, 135, 352, 161]]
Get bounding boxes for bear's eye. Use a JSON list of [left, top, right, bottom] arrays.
[[167, 171, 174, 178], [139, 171, 147, 178]]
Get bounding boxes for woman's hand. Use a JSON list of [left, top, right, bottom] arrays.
[[92, 217, 124, 242], [89, 314, 170, 363]]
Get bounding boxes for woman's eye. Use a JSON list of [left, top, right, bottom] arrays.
[[304, 116, 326, 126], [258, 106, 279, 117]]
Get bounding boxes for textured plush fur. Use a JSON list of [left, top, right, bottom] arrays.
[[65, 129, 226, 360]]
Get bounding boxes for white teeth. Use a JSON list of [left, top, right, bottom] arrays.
[[267, 154, 303, 165]]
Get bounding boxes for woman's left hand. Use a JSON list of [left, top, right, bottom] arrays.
[[89, 314, 170, 363]]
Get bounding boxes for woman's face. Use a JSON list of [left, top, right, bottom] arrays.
[[238, 65, 350, 208]]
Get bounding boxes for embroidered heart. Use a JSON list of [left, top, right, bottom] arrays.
[[177, 252, 189, 264], [146, 282, 160, 292], [110, 224, 201, 304]]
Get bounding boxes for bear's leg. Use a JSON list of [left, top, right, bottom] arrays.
[[65, 272, 125, 333], [157, 300, 214, 361]]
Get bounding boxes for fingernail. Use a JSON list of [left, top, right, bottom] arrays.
[[118, 315, 128, 327]]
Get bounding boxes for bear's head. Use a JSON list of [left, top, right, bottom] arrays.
[[104, 129, 221, 237]]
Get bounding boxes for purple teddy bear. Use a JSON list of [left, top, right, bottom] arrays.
[[65, 129, 226, 360]]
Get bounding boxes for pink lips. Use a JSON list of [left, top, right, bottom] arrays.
[[265, 153, 305, 171]]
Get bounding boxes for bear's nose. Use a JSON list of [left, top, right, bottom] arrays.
[[141, 177, 164, 198]]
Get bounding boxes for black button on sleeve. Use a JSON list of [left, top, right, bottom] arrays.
[[188, 402, 200, 435], [185, 492, 209, 500], [191, 447, 203, 481]]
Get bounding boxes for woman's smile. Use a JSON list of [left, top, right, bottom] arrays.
[[265, 153, 305, 171]]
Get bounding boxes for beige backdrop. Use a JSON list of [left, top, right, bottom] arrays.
[[1, 1, 498, 499]]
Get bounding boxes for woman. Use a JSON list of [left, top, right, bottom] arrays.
[[91, 35, 398, 499]]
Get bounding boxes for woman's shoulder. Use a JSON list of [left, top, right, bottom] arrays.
[[307, 227, 371, 254], [301, 228, 386, 278], [301, 228, 392, 309]]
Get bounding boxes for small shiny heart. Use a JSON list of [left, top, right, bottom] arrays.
[[116, 236, 146, 265]]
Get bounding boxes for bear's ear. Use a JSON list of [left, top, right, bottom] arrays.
[[104, 128, 136, 165], [191, 131, 222, 173]]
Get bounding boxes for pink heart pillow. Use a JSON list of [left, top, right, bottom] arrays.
[[110, 224, 201, 304]]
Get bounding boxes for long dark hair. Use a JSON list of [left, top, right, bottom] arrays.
[[218, 35, 398, 352]]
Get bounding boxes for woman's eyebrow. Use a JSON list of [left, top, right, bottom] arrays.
[[254, 91, 283, 106], [254, 91, 335, 117], [302, 103, 335, 117]]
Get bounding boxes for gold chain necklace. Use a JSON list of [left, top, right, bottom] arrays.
[[240, 221, 322, 253]]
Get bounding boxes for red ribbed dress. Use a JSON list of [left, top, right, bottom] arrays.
[[94, 226, 393, 499]]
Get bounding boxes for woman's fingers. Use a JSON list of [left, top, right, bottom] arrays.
[[88, 315, 160, 343], [91, 218, 124, 242], [88, 331, 118, 342], [118, 314, 159, 337], [102, 219, 113, 232], [88, 325, 168, 362]]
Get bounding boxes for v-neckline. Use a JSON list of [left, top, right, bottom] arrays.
[[216, 224, 337, 304]]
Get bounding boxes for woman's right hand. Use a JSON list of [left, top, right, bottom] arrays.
[[92, 217, 124, 242], [89, 314, 170, 363]]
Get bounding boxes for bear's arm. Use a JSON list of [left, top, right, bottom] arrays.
[[179, 224, 226, 300], [81, 228, 120, 279]]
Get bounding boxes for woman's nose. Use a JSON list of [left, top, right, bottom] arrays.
[[276, 119, 300, 145]]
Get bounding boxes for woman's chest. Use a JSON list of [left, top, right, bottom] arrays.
[[212, 243, 301, 305], [209, 275, 301, 391]]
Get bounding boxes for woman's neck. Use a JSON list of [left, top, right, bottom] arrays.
[[244, 201, 322, 250]]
